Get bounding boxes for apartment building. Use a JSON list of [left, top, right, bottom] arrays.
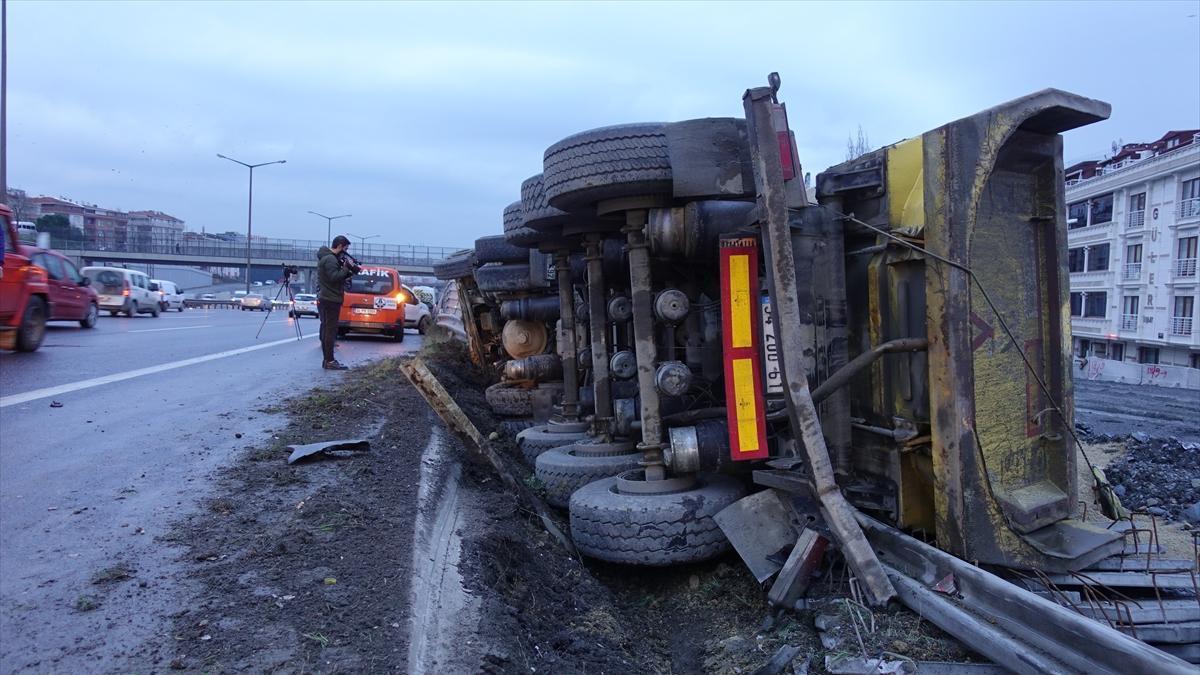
[[1066, 129, 1200, 387]]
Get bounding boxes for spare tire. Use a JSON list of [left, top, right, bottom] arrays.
[[485, 382, 533, 417], [433, 249, 475, 280], [520, 173, 572, 232], [474, 263, 533, 293], [569, 472, 745, 566], [503, 201, 541, 248], [475, 235, 528, 264], [543, 122, 671, 210]]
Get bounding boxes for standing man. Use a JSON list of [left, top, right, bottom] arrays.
[[316, 235, 359, 370]]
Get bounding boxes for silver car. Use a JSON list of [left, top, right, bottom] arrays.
[[240, 293, 271, 311]]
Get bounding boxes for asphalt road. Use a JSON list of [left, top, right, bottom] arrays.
[[0, 307, 420, 672], [1074, 378, 1200, 444]]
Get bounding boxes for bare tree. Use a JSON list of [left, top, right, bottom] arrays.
[[846, 125, 871, 161], [5, 187, 30, 222]]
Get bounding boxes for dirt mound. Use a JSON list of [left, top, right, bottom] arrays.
[[1104, 434, 1200, 521]]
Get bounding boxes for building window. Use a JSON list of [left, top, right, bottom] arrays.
[[1174, 296, 1195, 336], [1111, 343, 1125, 362], [1138, 346, 1160, 364], [1120, 296, 1139, 331], [1127, 243, 1142, 264], [1178, 236, 1198, 278], [1129, 192, 1146, 211], [1090, 193, 1114, 225], [1068, 247, 1085, 273], [1070, 292, 1083, 317], [1168, 138, 1180, 149], [1183, 178, 1200, 219], [1083, 292, 1107, 318], [1086, 243, 1110, 271], [1191, 353, 1200, 370], [1068, 201, 1089, 229]]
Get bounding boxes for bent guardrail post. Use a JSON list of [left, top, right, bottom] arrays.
[[743, 76, 896, 606]]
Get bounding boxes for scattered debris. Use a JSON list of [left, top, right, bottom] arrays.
[[1105, 435, 1200, 520], [285, 439, 370, 464], [49, 400, 63, 408], [74, 596, 99, 612], [90, 565, 134, 585]]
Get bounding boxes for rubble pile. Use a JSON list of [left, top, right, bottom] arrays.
[[1096, 429, 1200, 523]]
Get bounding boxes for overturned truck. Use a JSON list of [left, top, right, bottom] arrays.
[[436, 76, 1198, 672]]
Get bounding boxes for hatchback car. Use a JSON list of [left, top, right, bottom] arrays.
[[240, 293, 271, 311], [151, 278, 185, 311], [290, 293, 318, 318], [22, 246, 100, 328]]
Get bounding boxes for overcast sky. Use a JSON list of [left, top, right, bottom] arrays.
[[6, 1, 1199, 247]]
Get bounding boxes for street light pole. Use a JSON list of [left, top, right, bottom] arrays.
[[347, 233, 380, 249], [308, 211, 351, 243], [217, 154, 286, 293]]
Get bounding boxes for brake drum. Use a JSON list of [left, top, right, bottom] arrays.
[[502, 319, 548, 359]]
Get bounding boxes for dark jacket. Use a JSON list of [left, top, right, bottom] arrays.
[[316, 246, 355, 304]]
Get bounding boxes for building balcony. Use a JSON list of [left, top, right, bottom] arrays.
[[1180, 198, 1200, 221], [1126, 210, 1145, 230], [1120, 314, 1139, 331], [1175, 258, 1198, 279], [1171, 316, 1193, 336], [1122, 263, 1142, 281]]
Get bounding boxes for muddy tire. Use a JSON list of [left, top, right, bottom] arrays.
[[503, 201, 541, 248], [536, 444, 642, 509], [569, 473, 745, 566], [433, 249, 476, 281], [474, 263, 533, 293], [417, 316, 431, 335], [543, 123, 671, 210], [484, 382, 533, 416], [16, 296, 47, 352], [475, 234, 528, 264], [516, 425, 591, 465]]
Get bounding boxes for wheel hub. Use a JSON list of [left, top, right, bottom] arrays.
[[615, 468, 698, 495]]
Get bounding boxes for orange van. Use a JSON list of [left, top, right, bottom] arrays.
[[337, 266, 406, 341]]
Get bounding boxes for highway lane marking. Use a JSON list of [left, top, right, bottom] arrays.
[[129, 325, 214, 333], [0, 334, 317, 408]]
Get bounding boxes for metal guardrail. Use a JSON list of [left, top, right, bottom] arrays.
[[1174, 258, 1198, 278], [1123, 263, 1142, 280], [183, 299, 282, 310], [1179, 199, 1200, 221], [1120, 314, 1139, 331], [1171, 316, 1193, 336], [1127, 210, 1145, 230]]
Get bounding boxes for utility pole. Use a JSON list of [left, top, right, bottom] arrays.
[[217, 154, 285, 292], [2, 0, 8, 199]]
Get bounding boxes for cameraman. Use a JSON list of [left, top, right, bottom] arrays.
[[316, 235, 361, 370]]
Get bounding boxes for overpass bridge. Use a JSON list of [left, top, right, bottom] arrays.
[[46, 235, 463, 285]]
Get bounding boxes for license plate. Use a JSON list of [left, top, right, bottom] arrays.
[[353, 308, 378, 315], [760, 294, 783, 395], [98, 295, 112, 303]]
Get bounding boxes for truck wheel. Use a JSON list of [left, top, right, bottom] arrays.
[[520, 173, 572, 233], [417, 316, 431, 335], [502, 201, 541, 248], [536, 443, 642, 509], [543, 122, 671, 210], [516, 425, 591, 465], [80, 303, 99, 329], [432, 249, 476, 281], [498, 418, 537, 438], [475, 263, 534, 293], [484, 382, 532, 416], [569, 472, 745, 566], [16, 297, 47, 352], [475, 234, 529, 264]]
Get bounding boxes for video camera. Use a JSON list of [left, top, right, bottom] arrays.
[[281, 263, 300, 280], [339, 251, 363, 275]]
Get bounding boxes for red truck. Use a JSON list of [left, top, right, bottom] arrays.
[[0, 203, 51, 351]]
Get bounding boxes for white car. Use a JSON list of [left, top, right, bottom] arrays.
[[232, 290, 248, 305], [151, 279, 185, 312], [81, 266, 161, 317], [290, 293, 318, 318], [401, 284, 432, 334]]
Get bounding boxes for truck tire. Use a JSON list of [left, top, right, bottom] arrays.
[[474, 263, 533, 293], [16, 296, 47, 352], [498, 418, 537, 437], [569, 473, 745, 566], [536, 444, 642, 509], [520, 173, 572, 232], [516, 425, 591, 465], [433, 249, 476, 281], [484, 382, 533, 417], [543, 122, 671, 210], [475, 234, 529, 264], [503, 201, 541, 248]]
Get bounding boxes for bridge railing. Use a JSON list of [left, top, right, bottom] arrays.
[[43, 234, 461, 266]]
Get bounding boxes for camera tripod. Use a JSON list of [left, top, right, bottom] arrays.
[[256, 271, 304, 341]]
